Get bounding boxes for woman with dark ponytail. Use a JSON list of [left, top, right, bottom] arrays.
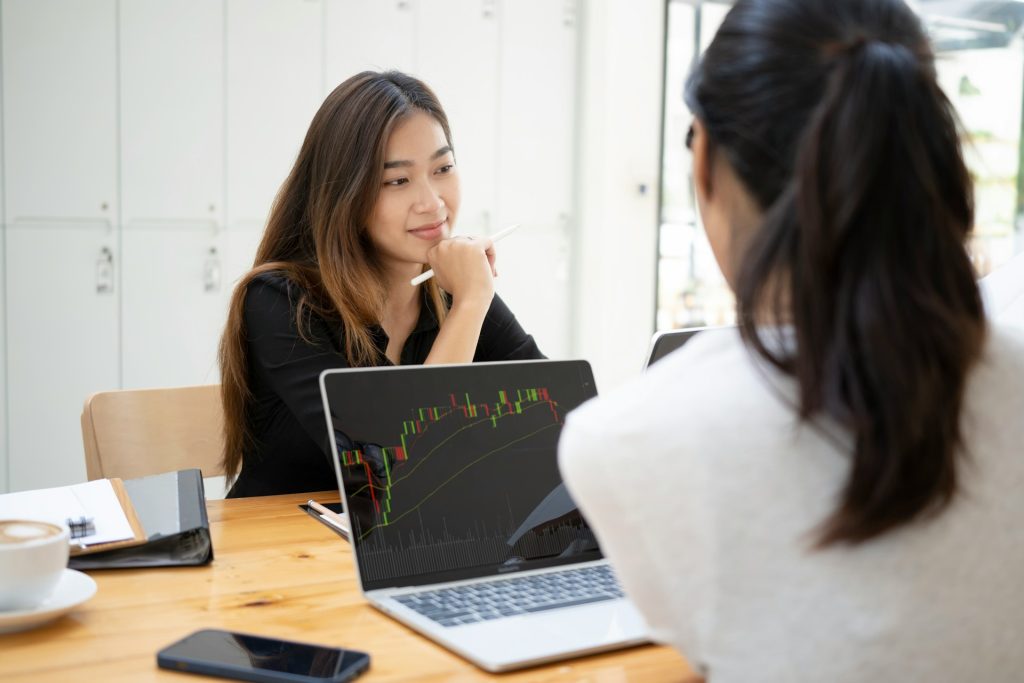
[[560, 0, 1024, 679]]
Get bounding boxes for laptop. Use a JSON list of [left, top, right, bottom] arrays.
[[644, 326, 706, 369], [319, 360, 648, 672], [644, 325, 732, 369]]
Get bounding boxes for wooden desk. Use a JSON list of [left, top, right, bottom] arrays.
[[0, 493, 696, 682]]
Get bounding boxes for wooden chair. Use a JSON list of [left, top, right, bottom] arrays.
[[81, 385, 226, 483]]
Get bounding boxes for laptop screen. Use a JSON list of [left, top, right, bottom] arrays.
[[320, 360, 602, 591], [645, 328, 703, 368]]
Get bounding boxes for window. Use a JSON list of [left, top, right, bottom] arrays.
[[656, 0, 1024, 331]]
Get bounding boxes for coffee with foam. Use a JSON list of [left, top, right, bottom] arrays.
[[0, 519, 69, 611], [0, 520, 64, 545]]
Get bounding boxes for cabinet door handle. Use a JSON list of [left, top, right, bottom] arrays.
[[203, 247, 222, 293], [96, 247, 115, 294]]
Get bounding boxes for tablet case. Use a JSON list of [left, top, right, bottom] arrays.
[[69, 468, 213, 569]]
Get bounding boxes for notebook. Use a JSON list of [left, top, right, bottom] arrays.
[[319, 360, 648, 672], [0, 478, 146, 555], [69, 469, 213, 569]]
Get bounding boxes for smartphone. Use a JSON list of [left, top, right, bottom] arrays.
[[157, 629, 370, 683]]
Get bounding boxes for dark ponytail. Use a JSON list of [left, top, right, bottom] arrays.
[[687, 0, 986, 545]]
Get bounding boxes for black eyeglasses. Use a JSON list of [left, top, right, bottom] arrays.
[[685, 124, 695, 150]]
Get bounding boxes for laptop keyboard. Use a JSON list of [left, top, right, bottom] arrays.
[[392, 564, 625, 628]]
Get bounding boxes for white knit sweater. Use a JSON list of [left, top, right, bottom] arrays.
[[559, 324, 1024, 682]]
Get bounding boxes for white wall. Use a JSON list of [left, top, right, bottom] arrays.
[[0, 3, 6, 494], [572, 0, 665, 391]]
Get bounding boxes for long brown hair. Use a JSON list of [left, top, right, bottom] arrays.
[[219, 71, 452, 481], [686, 0, 987, 545]]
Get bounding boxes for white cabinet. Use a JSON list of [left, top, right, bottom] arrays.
[[5, 226, 120, 491], [494, 223, 571, 358], [223, 228, 264, 308], [1, 0, 118, 225], [120, 0, 224, 227], [2, 0, 121, 492], [0, 223, 6, 492], [1, 96, 5, 493], [226, 0, 324, 230], [224, 0, 323, 314], [492, 0, 578, 358], [415, 0, 498, 235], [121, 229, 227, 389], [119, 1, 226, 391], [325, 0, 415, 87], [497, 0, 576, 227]]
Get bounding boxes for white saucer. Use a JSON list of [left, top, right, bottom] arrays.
[[0, 569, 97, 635]]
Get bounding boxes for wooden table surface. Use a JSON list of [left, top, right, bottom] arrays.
[[0, 492, 696, 682]]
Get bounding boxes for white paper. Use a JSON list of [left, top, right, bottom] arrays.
[[0, 479, 135, 546]]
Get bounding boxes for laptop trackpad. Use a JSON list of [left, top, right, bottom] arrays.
[[454, 600, 649, 669]]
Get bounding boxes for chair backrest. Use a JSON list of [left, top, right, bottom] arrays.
[[81, 385, 225, 481]]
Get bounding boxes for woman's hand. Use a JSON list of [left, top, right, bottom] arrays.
[[422, 235, 497, 365], [426, 235, 497, 308]]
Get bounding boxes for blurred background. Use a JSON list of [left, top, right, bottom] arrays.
[[1, 0, 1021, 493], [659, 0, 1024, 330]]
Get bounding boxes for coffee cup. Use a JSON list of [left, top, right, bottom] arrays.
[[0, 519, 70, 611]]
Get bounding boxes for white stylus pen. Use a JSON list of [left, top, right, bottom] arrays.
[[409, 223, 520, 286]]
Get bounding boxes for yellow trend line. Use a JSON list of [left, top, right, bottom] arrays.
[[390, 401, 553, 487], [403, 395, 561, 458], [346, 400, 556, 499], [357, 422, 560, 541]]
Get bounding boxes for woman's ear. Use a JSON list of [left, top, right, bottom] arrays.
[[691, 118, 714, 204]]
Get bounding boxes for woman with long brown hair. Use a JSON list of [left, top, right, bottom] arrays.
[[220, 71, 542, 497], [560, 0, 1024, 679]]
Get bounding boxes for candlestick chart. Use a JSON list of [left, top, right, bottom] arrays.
[[342, 387, 559, 530], [338, 386, 596, 585]]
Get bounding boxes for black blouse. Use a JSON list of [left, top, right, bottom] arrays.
[[227, 274, 545, 497]]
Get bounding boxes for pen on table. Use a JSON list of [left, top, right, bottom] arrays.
[[410, 223, 520, 286], [307, 499, 342, 519], [307, 499, 350, 538]]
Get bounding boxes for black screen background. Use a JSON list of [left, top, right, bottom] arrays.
[[323, 360, 601, 590]]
